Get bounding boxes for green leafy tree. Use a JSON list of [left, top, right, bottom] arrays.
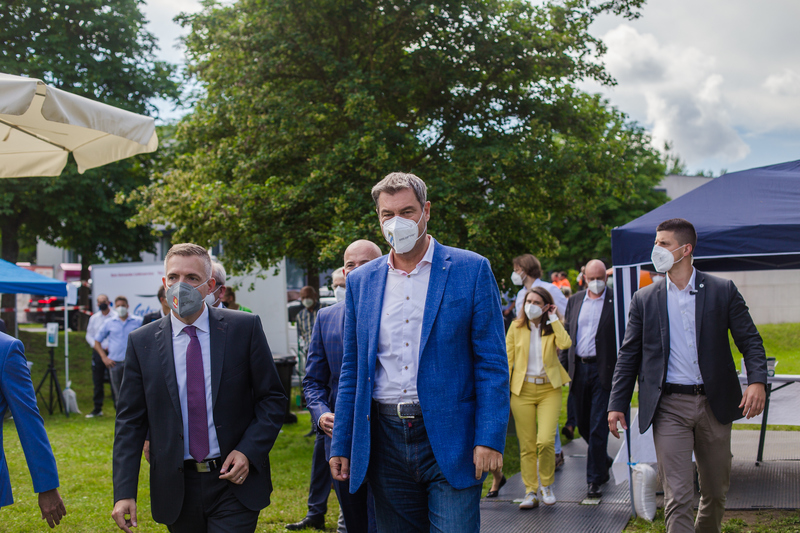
[[0, 0, 179, 327], [129, 0, 664, 288]]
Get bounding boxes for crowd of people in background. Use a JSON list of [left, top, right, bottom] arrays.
[[0, 172, 769, 533]]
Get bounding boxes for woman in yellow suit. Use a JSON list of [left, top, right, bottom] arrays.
[[506, 286, 571, 509]]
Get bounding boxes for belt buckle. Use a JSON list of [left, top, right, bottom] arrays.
[[196, 459, 216, 473], [396, 401, 415, 419], [693, 384, 702, 395]]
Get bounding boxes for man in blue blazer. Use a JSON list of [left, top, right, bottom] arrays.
[[0, 332, 66, 528], [330, 173, 510, 532], [300, 240, 382, 532]]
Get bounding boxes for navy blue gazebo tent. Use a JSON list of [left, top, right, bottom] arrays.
[[611, 159, 800, 346]]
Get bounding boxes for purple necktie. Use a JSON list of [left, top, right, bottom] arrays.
[[184, 325, 209, 462]]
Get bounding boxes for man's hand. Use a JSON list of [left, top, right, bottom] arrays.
[[740, 382, 767, 419], [330, 456, 350, 481], [38, 488, 66, 528], [219, 450, 250, 485], [318, 413, 335, 438], [143, 440, 150, 464], [473, 445, 502, 480], [102, 355, 116, 369], [111, 498, 137, 532], [608, 411, 628, 439]]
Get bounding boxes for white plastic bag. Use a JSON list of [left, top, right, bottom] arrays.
[[62, 381, 81, 415], [632, 463, 657, 521]]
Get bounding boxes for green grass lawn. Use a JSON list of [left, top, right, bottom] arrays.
[[3, 323, 799, 531]]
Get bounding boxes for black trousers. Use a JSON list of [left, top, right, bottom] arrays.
[[306, 432, 331, 518], [91, 349, 115, 412], [168, 465, 259, 533]]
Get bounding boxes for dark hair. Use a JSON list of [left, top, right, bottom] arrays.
[[512, 254, 542, 280], [300, 285, 318, 299], [515, 286, 555, 336], [115, 295, 129, 306], [656, 218, 697, 253], [157, 285, 165, 301]]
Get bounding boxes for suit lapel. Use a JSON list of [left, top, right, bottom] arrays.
[[656, 280, 670, 372], [694, 270, 706, 350], [599, 290, 614, 329], [418, 243, 450, 360], [156, 318, 182, 419], [365, 261, 388, 376], [208, 307, 227, 410]]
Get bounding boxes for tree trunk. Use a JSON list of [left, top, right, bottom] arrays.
[[1, 219, 21, 333], [306, 263, 320, 293], [77, 254, 92, 331]]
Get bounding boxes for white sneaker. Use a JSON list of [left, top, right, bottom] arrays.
[[540, 485, 556, 505], [519, 491, 539, 509]]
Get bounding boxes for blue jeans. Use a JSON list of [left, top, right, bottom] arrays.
[[573, 361, 611, 485], [367, 406, 481, 533]]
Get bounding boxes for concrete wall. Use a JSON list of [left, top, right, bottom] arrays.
[[713, 270, 800, 325]]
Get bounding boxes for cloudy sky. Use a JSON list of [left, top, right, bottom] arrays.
[[142, 0, 800, 175]]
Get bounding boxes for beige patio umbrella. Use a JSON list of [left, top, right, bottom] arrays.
[[0, 72, 158, 178]]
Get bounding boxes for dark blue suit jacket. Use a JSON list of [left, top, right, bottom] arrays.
[[302, 301, 345, 461], [0, 333, 59, 507], [331, 240, 510, 491]]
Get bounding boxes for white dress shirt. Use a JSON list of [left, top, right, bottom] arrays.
[[575, 289, 605, 357], [170, 305, 221, 460], [666, 268, 702, 385], [373, 237, 435, 403], [85, 309, 115, 350], [526, 323, 544, 377], [514, 278, 568, 318]]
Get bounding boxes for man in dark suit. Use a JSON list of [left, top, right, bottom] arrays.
[[562, 259, 615, 499], [141, 286, 168, 326], [609, 218, 767, 533], [294, 240, 380, 532], [112, 243, 287, 533]]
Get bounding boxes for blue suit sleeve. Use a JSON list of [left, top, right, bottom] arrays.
[[1, 339, 59, 494], [330, 285, 357, 459], [470, 258, 510, 453], [302, 315, 332, 429]]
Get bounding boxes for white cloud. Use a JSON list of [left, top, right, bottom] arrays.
[[598, 25, 749, 165], [763, 69, 800, 96]]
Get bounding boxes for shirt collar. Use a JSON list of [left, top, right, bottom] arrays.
[[170, 303, 210, 338], [583, 288, 606, 302], [387, 235, 435, 272], [667, 267, 697, 293]]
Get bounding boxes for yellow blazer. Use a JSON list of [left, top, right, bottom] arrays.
[[507, 317, 572, 396]]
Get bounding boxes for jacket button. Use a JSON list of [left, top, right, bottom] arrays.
[[367, 415, 370, 421], [178, 467, 183, 473]]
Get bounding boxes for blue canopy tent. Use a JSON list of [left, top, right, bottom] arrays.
[[611, 159, 800, 345], [0, 258, 74, 413], [0, 258, 68, 297], [609, 159, 800, 517]]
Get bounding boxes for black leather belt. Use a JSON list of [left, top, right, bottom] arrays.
[[184, 458, 221, 472], [664, 383, 705, 395], [578, 356, 597, 364], [375, 401, 423, 419]]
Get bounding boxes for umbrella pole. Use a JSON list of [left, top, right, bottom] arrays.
[[15, 298, 19, 338], [626, 408, 637, 518]]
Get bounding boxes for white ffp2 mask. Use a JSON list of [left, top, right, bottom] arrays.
[[381, 210, 426, 255]]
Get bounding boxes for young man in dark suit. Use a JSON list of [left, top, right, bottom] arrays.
[[608, 218, 767, 533], [112, 243, 287, 533], [562, 259, 616, 499]]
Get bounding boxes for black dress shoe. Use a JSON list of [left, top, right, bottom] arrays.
[[561, 425, 574, 440], [587, 482, 602, 499], [286, 515, 324, 531], [486, 474, 507, 498]]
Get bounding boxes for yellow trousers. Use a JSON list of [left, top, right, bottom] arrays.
[[510, 381, 562, 493]]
